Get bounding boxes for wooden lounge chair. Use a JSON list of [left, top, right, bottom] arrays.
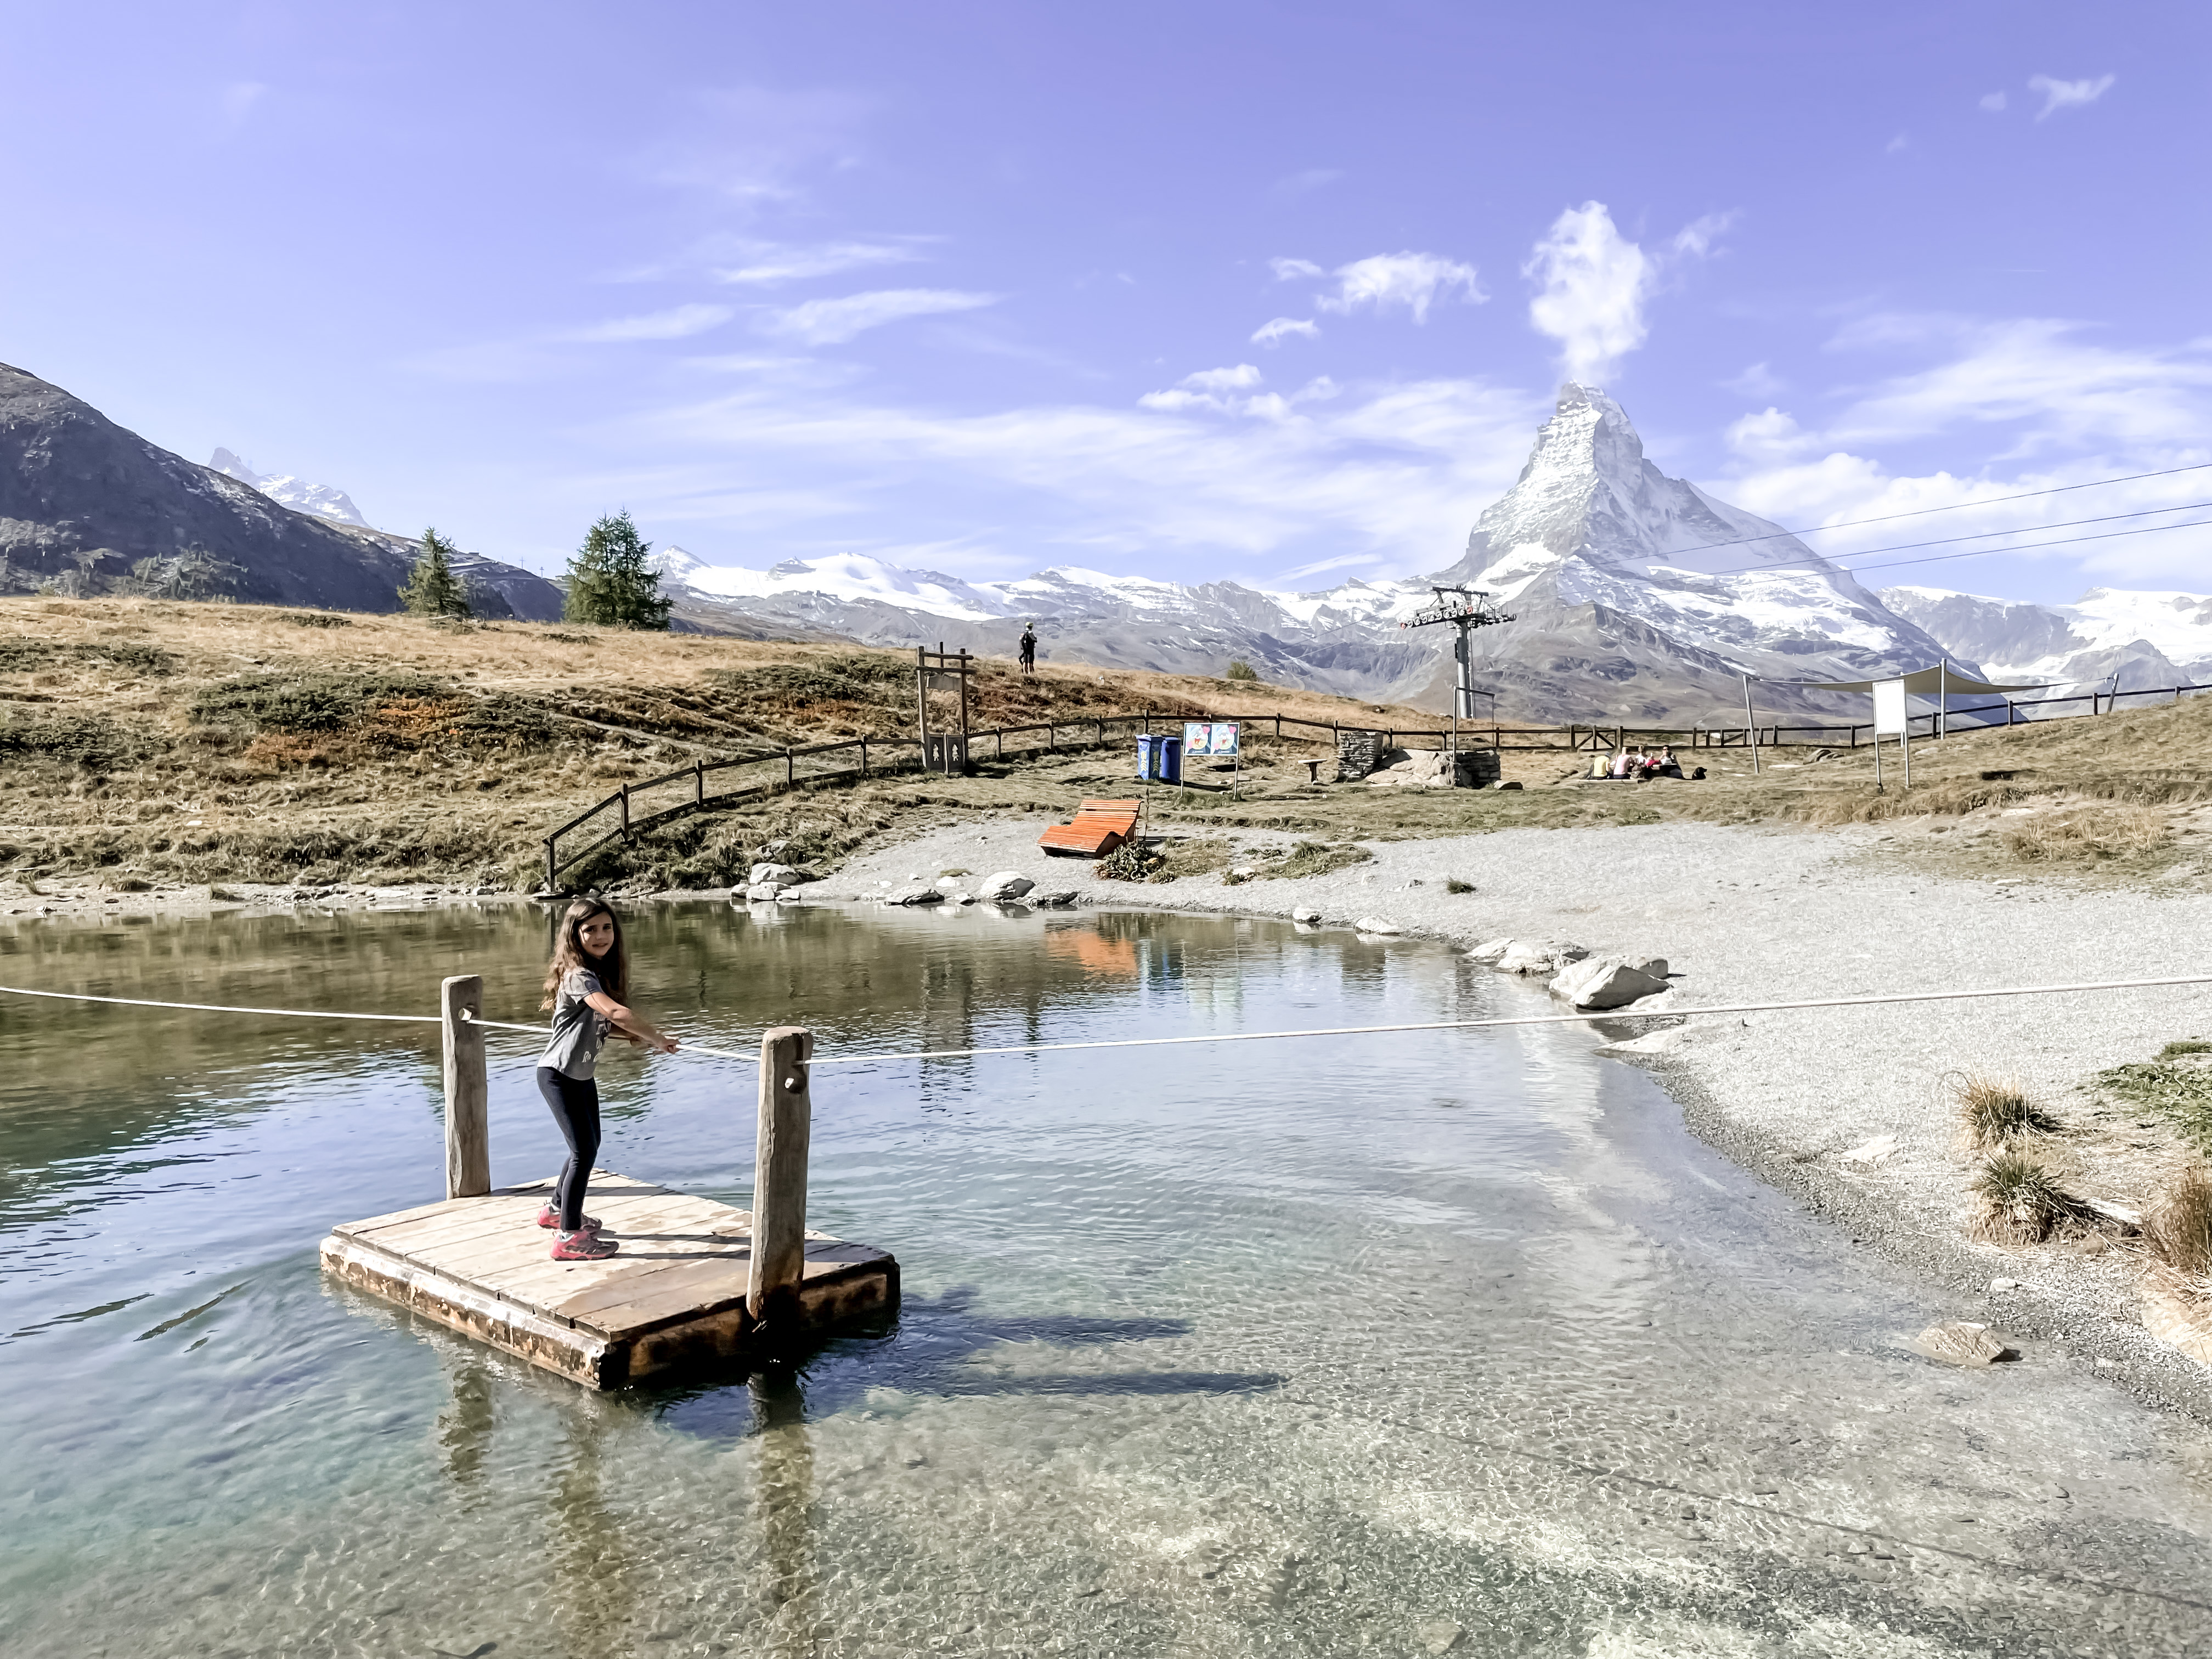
[[1038, 798, 1142, 858]]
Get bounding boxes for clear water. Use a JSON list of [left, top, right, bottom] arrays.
[[3, 900, 2209, 1657]]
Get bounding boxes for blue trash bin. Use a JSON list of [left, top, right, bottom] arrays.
[[1135, 735, 1157, 781], [1155, 734, 1183, 785]]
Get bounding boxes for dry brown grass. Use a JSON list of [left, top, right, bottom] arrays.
[[1999, 803, 2171, 862], [2144, 1166, 2212, 1279], [1968, 1150, 2089, 1246], [1950, 1070, 2061, 1149]]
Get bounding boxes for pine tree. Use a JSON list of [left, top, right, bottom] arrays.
[[562, 510, 671, 630], [398, 527, 472, 618]]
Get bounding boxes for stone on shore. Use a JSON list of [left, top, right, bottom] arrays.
[[1355, 916, 1401, 935], [744, 883, 783, 903], [1912, 1322, 2016, 1368], [886, 887, 944, 906], [1549, 955, 1669, 1009], [1031, 889, 1079, 908], [1497, 939, 1591, 976], [978, 871, 1035, 901], [1292, 905, 1323, 924], [748, 862, 805, 889], [1465, 937, 1515, 963]]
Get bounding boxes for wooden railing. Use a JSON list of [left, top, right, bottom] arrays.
[[541, 682, 2211, 888]]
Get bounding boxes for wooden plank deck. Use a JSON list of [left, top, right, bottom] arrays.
[[319, 1170, 899, 1389]]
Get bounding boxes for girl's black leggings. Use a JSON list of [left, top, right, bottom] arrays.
[[534, 1067, 602, 1231]]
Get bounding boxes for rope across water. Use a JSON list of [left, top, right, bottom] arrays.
[[7, 972, 2212, 1065]]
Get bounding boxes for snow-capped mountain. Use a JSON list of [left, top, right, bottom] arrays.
[[659, 385, 1968, 721], [1881, 585, 2212, 697], [210, 448, 368, 526]]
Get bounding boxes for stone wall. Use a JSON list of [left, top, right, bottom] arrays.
[[1335, 729, 1382, 782]]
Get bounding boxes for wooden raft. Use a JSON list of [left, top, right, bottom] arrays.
[[1038, 797, 1142, 857], [320, 1170, 899, 1389]]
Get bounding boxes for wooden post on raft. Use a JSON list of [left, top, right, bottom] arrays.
[[749, 1026, 814, 1330], [442, 974, 490, 1200]]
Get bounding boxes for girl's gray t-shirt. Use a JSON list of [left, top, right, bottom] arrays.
[[540, 967, 611, 1079]]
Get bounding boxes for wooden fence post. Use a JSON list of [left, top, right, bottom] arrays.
[[542, 839, 557, 893], [442, 974, 490, 1200], [749, 1026, 814, 1330], [694, 760, 704, 805], [620, 786, 631, 840]]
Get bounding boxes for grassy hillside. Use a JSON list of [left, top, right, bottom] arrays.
[[5, 596, 2208, 897]]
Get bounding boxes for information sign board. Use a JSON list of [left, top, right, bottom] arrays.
[[1872, 679, 1907, 737], [1182, 721, 1241, 757]]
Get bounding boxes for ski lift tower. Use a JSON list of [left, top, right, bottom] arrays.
[[1399, 585, 1515, 782]]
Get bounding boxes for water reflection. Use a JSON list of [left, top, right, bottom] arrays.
[[550, 1403, 636, 1657], [751, 1368, 819, 1658]]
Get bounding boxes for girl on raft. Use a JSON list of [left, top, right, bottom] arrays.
[[537, 899, 679, 1260]]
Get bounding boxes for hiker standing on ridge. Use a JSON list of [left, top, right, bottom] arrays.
[[1018, 624, 1037, 674]]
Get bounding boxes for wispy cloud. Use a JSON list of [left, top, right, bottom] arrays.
[[1316, 252, 1485, 322], [1251, 317, 1320, 347], [219, 81, 268, 128], [1978, 91, 2008, 113], [758, 288, 1002, 345], [1886, 132, 1910, 155], [1267, 168, 1344, 201], [2028, 73, 2115, 120], [1523, 202, 1726, 385], [563, 303, 735, 343], [1269, 257, 1324, 281], [715, 239, 929, 285], [1724, 361, 1785, 399]]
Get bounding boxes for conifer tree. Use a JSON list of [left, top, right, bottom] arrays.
[[398, 527, 472, 618], [562, 510, 672, 630]]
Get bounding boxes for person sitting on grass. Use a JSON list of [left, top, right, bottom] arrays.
[[1657, 746, 1684, 778], [536, 899, 679, 1261], [1610, 748, 1634, 779]]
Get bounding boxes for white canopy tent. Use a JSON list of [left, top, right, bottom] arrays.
[[1785, 661, 2055, 788]]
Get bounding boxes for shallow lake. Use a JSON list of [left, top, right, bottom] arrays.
[[3, 899, 2209, 1656]]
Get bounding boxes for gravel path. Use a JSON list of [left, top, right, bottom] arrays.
[[823, 814, 2212, 1413]]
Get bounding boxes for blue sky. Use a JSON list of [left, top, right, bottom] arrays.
[[5, 1, 2207, 602]]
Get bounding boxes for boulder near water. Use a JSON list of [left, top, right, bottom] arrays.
[[1497, 939, 1591, 976], [979, 871, 1035, 901], [1548, 954, 1669, 1009], [748, 862, 806, 889]]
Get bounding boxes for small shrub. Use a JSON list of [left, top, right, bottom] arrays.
[[1950, 1071, 2060, 1149], [191, 671, 447, 733], [1968, 1151, 2079, 1245], [1446, 878, 1476, 895], [2001, 803, 2170, 862], [2144, 1166, 2212, 1279], [0, 714, 149, 769], [2094, 1049, 2212, 1154], [0, 640, 176, 675], [1224, 659, 1260, 682], [280, 611, 352, 628], [1094, 842, 1158, 881], [1254, 841, 1374, 880], [2159, 1040, 2212, 1060]]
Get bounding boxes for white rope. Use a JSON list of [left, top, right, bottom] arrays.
[[803, 973, 2212, 1066], [0, 984, 442, 1023], [9, 972, 2212, 1068]]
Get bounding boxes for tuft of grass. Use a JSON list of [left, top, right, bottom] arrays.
[[2144, 1166, 2212, 1279], [0, 713, 154, 769], [1252, 840, 1373, 880], [2001, 803, 2171, 862], [1950, 1071, 2060, 1149], [2158, 1040, 2212, 1060], [191, 670, 449, 733], [279, 612, 352, 628], [1968, 1150, 2082, 1246], [2094, 1049, 2212, 1154], [1094, 842, 1158, 882], [1446, 877, 1476, 894], [938, 867, 972, 877], [1143, 839, 1232, 883]]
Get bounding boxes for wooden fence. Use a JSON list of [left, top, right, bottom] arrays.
[[541, 683, 2210, 888]]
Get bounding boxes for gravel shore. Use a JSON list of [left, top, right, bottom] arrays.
[[824, 812, 2212, 1414]]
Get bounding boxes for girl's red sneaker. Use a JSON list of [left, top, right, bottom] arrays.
[[551, 1231, 618, 1261], [537, 1205, 601, 1232]]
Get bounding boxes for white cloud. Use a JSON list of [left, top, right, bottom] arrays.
[[1709, 315, 2212, 586], [1724, 361, 1786, 399], [1886, 132, 1910, 155], [1251, 317, 1320, 347], [1316, 252, 1485, 322], [628, 369, 1544, 572], [1523, 203, 1726, 386], [715, 240, 927, 285], [1268, 168, 1344, 200], [2028, 73, 2115, 120], [564, 303, 735, 343], [1979, 91, 2008, 113], [1179, 364, 1264, 392], [1269, 257, 1324, 281], [758, 289, 1002, 345]]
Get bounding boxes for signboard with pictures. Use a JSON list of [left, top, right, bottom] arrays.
[[1182, 721, 1241, 757]]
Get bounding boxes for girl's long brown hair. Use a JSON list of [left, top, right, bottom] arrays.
[[542, 899, 629, 1008]]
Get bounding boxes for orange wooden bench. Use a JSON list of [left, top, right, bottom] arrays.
[[1038, 798, 1142, 858]]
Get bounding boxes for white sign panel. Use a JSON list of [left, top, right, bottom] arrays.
[[1182, 721, 1242, 757], [1872, 678, 1906, 737]]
